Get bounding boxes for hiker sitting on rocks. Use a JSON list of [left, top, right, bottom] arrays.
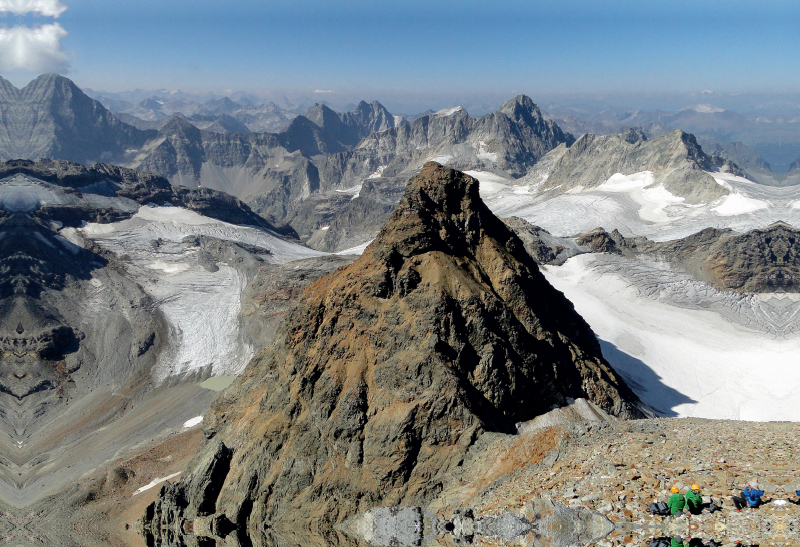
[[685, 484, 704, 515], [732, 482, 764, 511], [668, 486, 686, 515]]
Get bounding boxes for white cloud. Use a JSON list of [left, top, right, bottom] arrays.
[[314, 89, 334, 93], [0, 23, 69, 72], [0, 0, 67, 17]]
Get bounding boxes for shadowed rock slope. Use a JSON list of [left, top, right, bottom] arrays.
[[142, 163, 643, 543]]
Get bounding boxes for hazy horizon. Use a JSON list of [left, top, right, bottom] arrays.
[[0, 0, 797, 104]]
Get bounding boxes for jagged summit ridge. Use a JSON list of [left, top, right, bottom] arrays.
[[143, 162, 643, 541]]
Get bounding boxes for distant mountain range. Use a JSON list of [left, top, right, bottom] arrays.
[[2, 73, 798, 253], [542, 102, 800, 180], [113, 96, 299, 133]]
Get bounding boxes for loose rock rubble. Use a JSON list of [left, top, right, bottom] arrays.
[[462, 418, 800, 546]]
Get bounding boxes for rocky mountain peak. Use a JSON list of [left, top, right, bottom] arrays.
[[23, 72, 73, 91], [157, 115, 203, 139], [345, 99, 395, 135], [20, 73, 89, 108], [622, 127, 648, 144], [370, 161, 499, 258], [200, 96, 241, 115], [143, 163, 643, 537], [138, 97, 162, 110], [0, 74, 153, 163], [304, 102, 344, 130], [497, 94, 540, 121]]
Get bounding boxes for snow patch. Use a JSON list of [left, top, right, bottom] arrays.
[[597, 171, 656, 192], [133, 472, 182, 496], [182, 416, 203, 428], [435, 106, 463, 117], [146, 260, 191, 273], [710, 171, 753, 186], [482, 168, 800, 242], [463, 170, 513, 200], [53, 234, 81, 254], [58, 227, 85, 248], [681, 103, 725, 113], [429, 155, 453, 164], [84, 206, 326, 264], [597, 172, 685, 223], [81, 206, 329, 382], [712, 193, 769, 216], [367, 165, 386, 179], [336, 239, 373, 255], [336, 184, 362, 200]]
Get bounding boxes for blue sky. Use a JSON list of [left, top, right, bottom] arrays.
[[2, 0, 799, 99]]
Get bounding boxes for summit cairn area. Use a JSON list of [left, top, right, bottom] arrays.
[[142, 162, 644, 543]]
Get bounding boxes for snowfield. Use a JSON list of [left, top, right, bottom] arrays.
[[471, 170, 800, 241], [461, 169, 800, 421], [77, 206, 329, 382], [542, 254, 800, 421]]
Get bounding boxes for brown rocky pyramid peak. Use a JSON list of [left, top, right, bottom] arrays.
[[143, 162, 644, 537], [369, 160, 503, 259]]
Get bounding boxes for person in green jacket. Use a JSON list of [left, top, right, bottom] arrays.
[[668, 486, 686, 515], [685, 484, 704, 514]]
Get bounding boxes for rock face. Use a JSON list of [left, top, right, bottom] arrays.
[[502, 217, 587, 266], [571, 222, 800, 293], [680, 222, 800, 293], [316, 95, 573, 188], [142, 163, 643, 543], [527, 129, 743, 204], [0, 74, 154, 163]]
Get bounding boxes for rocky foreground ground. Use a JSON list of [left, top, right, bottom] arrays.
[[413, 416, 798, 547], [2, 411, 794, 546]]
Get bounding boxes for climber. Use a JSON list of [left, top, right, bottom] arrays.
[[685, 484, 704, 515], [668, 486, 686, 515], [732, 482, 764, 510]]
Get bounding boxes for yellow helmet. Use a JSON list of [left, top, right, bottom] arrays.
[[691, 484, 701, 491], [671, 486, 680, 493]]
